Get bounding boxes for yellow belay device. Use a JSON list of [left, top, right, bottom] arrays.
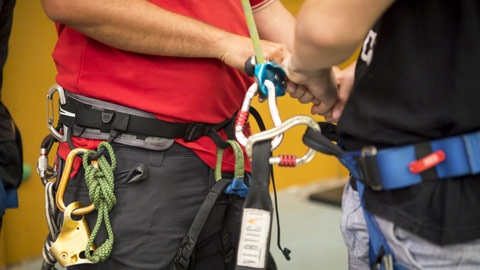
[[49, 148, 96, 267]]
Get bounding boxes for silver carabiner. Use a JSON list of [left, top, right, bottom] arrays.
[[235, 80, 283, 149], [46, 84, 69, 142], [245, 115, 321, 167]]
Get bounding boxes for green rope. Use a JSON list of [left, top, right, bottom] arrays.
[[82, 142, 117, 263], [215, 140, 245, 181], [241, 0, 265, 64]]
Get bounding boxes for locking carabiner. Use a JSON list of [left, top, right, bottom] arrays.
[[245, 115, 321, 167], [47, 84, 69, 142], [37, 134, 58, 185], [235, 80, 284, 149], [56, 148, 95, 216]]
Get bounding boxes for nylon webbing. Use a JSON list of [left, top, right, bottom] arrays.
[[236, 140, 273, 270], [172, 179, 232, 269], [215, 140, 245, 181]]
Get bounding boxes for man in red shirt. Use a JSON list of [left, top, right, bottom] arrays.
[[40, 0, 294, 269]]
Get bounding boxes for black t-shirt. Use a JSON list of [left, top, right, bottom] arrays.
[[337, 0, 480, 245]]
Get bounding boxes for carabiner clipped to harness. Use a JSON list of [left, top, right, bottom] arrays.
[[37, 134, 58, 185], [51, 148, 96, 267], [56, 148, 95, 216], [246, 115, 321, 167], [47, 84, 70, 142]]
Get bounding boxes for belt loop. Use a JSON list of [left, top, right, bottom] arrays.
[[112, 112, 130, 132], [410, 142, 441, 180]]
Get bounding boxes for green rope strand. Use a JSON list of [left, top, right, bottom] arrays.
[[241, 0, 265, 64], [82, 142, 117, 263]]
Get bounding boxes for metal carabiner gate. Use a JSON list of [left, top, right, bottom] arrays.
[[245, 115, 321, 167], [56, 148, 95, 216], [47, 84, 69, 142]]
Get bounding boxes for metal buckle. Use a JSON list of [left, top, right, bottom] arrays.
[[46, 84, 69, 142], [245, 115, 320, 167], [360, 145, 383, 191]]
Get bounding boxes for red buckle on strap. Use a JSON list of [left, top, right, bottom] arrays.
[[409, 150, 446, 174]]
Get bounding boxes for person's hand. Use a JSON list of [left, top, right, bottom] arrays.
[[283, 56, 338, 116], [323, 62, 355, 123], [219, 35, 290, 73]]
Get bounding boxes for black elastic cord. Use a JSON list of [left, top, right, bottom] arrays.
[[270, 167, 291, 261]]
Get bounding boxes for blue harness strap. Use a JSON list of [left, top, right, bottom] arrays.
[[302, 127, 480, 269], [356, 180, 407, 270], [343, 131, 480, 190]]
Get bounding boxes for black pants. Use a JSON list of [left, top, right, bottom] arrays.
[[62, 142, 243, 270]]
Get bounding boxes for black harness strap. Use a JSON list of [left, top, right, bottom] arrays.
[[59, 95, 234, 142], [172, 179, 232, 270], [235, 140, 274, 270]]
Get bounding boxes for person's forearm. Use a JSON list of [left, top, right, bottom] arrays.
[[290, 0, 395, 71], [41, 0, 245, 59], [254, 0, 295, 51]]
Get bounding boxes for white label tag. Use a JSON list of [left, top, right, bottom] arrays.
[[237, 208, 271, 268]]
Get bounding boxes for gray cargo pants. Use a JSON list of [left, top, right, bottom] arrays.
[[341, 182, 480, 270], [62, 142, 243, 270]]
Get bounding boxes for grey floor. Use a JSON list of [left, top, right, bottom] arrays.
[[2, 179, 348, 270]]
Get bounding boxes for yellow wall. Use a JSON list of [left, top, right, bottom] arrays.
[[0, 0, 59, 266], [0, 1, 349, 266]]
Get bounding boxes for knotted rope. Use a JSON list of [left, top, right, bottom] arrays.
[[82, 142, 117, 263]]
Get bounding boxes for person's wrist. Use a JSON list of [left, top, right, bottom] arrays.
[[287, 55, 331, 78]]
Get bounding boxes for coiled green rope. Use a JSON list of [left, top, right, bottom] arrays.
[[82, 142, 117, 263]]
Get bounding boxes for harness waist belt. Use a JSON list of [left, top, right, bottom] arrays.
[[59, 93, 233, 142], [342, 131, 480, 190]]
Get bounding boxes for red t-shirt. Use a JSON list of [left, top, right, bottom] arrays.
[[52, 0, 274, 173]]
